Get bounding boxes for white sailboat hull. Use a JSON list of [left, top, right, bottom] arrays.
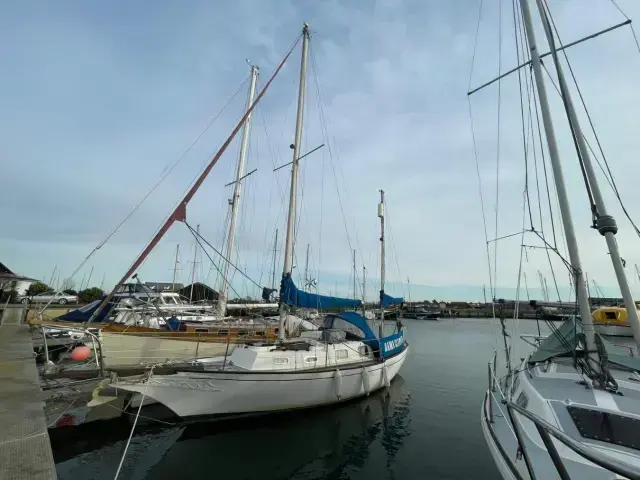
[[594, 323, 633, 337], [113, 346, 408, 418], [100, 332, 235, 367]]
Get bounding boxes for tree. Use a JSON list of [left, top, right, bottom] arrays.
[[0, 285, 18, 303], [78, 287, 104, 303], [27, 282, 52, 296], [63, 289, 78, 295]]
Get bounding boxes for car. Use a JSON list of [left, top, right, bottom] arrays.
[[19, 292, 79, 305]]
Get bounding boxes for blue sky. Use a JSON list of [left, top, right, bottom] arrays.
[[3, 0, 640, 302]]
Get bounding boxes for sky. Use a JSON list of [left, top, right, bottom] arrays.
[[3, 0, 640, 302]]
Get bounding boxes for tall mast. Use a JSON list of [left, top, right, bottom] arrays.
[[189, 224, 200, 302], [362, 264, 367, 316], [279, 23, 310, 341], [171, 244, 180, 292], [353, 249, 357, 300], [407, 277, 411, 303], [533, 0, 640, 349], [519, 0, 600, 369], [378, 189, 386, 339], [271, 228, 279, 290], [217, 64, 259, 316]]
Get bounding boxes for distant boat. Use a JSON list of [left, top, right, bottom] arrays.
[[592, 306, 635, 337], [401, 305, 439, 320]]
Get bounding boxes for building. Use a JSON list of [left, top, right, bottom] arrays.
[[178, 283, 219, 303], [0, 262, 38, 295]]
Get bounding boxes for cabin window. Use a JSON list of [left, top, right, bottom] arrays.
[[568, 406, 640, 451], [237, 329, 248, 336], [516, 392, 528, 409], [605, 311, 617, 320], [273, 357, 289, 365], [331, 318, 366, 340], [255, 331, 265, 336], [335, 349, 348, 360], [217, 329, 229, 336], [304, 356, 318, 363], [194, 328, 209, 333], [358, 345, 368, 356]]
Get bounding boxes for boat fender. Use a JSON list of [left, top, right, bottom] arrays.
[[361, 367, 370, 396], [382, 362, 390, 388], [334, 369, 342, 399]]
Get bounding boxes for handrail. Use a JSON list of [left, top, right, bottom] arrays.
[[486, 356, 640, 479], [506, 401, 640, 480]]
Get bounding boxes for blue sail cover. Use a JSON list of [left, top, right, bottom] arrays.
[[381, 291, 404, 307], [280, 274, 362, 310], [57, 296, 117, 323]]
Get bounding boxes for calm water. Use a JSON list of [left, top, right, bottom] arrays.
[[52, 318, 552, 480]]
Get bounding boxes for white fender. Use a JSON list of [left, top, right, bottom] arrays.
[[382, 362, 390, 388], [361, 366, 370, 396], [334, 368, 343, 399]]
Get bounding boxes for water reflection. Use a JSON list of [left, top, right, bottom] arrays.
[[54, 376, 411, 480]]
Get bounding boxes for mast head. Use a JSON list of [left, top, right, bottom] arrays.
[[303, 22, 310, 37]]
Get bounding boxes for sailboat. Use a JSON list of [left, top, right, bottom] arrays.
[[106, 23, 408, 418], [477, 1, 640, 478]]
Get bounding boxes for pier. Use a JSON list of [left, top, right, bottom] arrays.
[[0, 305, 57, 480]]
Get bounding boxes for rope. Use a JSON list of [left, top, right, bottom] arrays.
[[185, 223, 252, 301], [113, 365, 155, 479]]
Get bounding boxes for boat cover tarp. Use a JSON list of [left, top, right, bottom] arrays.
[[280, 274, 362, 310], [529, 317, 640, 371], [380, 291, 404, 307], [56, 296, 116, 323], [329, 311, 406, 359]]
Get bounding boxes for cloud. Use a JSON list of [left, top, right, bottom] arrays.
[[3, 0, 640, 302]]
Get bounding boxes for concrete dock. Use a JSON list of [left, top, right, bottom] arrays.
[[0, 306, 57, 480]]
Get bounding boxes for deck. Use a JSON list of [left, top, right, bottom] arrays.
[[0, 305, 57, 480]]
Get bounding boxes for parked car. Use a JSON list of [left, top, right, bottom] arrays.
[[18, 292, 79, 305]]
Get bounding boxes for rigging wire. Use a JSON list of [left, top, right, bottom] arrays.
[[309, 43, 365, 292], [543, 0, 640, 239], [513, 0, 564, 302], [493, 0, 504, 306], [185, 222, 263, 291], [37, 74, 251, 306], [468, 0, 496, 325], [609, 0, 640, 53]]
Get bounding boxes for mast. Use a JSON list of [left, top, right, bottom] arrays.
[[407, 277, 411, 303], [362, 264, 367, 316], [533, 0, 640, 348], [519, 0, 600, 369], [171, 244, 180, 292], [353, 249, 357, 300], [279, 23, 310, 341], [218, 64, 259, 316], [189, 224, 200, 302], [272, 229, 279, 290], [85, 266, 94, 291], [378, 189, 386, 339]]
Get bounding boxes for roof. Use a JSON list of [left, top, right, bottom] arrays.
[[0, 262, 13, 275]]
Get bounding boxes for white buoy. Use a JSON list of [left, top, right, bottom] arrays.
[[361, 366, 371, 395], [382, 362, 390, 388], [334, 369, 343, 399]]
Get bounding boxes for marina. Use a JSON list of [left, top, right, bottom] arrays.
[[4, 0, 640, 479]]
